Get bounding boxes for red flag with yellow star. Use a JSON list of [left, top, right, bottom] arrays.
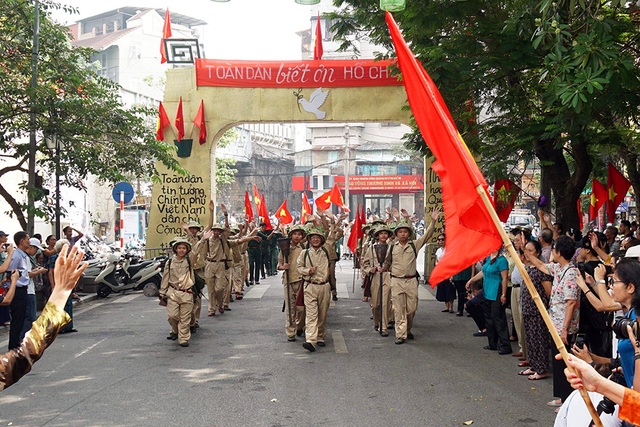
[[253, 184, 261, 211], [329, 184, 350, 212], [155, 102, 170, 141], [275, 199, 293, 225], [175, 97, 184, 141], [259, 193, 272, 230], [606, 163, 631, 220], [301, 192, 312, 224], [589, 179, 606, 219], [315, 189, 332, 211], [493, 179, 521, 223]]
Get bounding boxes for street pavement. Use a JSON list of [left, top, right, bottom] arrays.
[[0, 252, 558, 427]]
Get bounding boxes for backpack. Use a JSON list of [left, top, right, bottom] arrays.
[[386, 241, 420, 280], [166, 256, 205, 301]]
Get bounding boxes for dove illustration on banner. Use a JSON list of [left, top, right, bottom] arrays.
[[298, 88, 329, 119]]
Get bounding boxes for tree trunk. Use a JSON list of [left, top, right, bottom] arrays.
[[623, 154, 640, 222]]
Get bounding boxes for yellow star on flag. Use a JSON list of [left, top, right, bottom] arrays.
[[609, 187, 617, 202], [590, 193, 598, 207]]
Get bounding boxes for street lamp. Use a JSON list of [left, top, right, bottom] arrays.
[[44, 133, 61, 239], [295, 0, 321, 4]]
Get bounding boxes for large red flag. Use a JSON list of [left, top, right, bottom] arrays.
[[606, 163, 631, 220], [329, 184, 350, 212], [589, 179, 607, 219], [193, 100, 207, 145], [313, 12, 324, 60], [386, 12, 502, 286], [275, 199, 293, 225], [160, 9, 172, 64], [315, 189, 332, 211], [259, 194, 272, 230], [301, 192, 312, 224], [175, 97, 185, 141], [253, 184, 261, 211], [244, 191, 254, 222], [155, 102, 170, 141], [493, 179, 521, 222], [358, 205, 366, 237], [347, 204, 362, 253]]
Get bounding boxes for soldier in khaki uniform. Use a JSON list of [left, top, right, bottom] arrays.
[[297, 227, 331, 353], [277, 225, 307, 341], [159, 236, 205, 347], [231, 224, 249, 300], [362, 225, 393, 336], [182, 221, 205, 332], [383, 208, 439, 345]]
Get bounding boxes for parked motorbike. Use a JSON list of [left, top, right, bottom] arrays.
[[95, 253, 163, 298]]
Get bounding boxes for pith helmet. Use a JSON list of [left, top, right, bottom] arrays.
[[287, 224, 307, 238], [305, 226, 326, 244], [186, 221, 202, 230], [230, 226, 240, 234], [374, 225, 392, 238], [394, 220, 414, 236], [211, 223, 225, 231], [171, 237, 192, 253]]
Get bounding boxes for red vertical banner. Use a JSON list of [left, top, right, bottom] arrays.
[[175, 97, 184, 141], [193, 100, 207, 145], [244, 191, 254, 222], [314, 12, 323, 60], [160, 9, 172, 64], [155, 102, 170, 141], [301, 192, 312, 224], [259, 194, 272, 230]]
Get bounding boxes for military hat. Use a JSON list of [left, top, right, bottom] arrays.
[[394, 220, 414, 235], [171, 237, 192, 253], [230, 226, 240, 234], [287, 224, 307, 238], [370, 219, 385, 227], [305, 226, 326, 244], [210, 223, 225, 231], [186, 221, 203, 230], [373, 225, 392, 238]]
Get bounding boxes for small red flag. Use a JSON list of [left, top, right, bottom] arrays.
[[493, 179, 521, 223], [577, 198, 584, 230], [606, 163, 631, 221], [259, 193, 272, 230], [160, 9, 172, 64], [193, 100, 207, 145], [301, 192, 312, 224], [347, 204, 362, 253], [253, 184, 261, 210], [329, 184, 350, 212], [244, 191, 254, 222], [175, 97, 184, 141], [315, 189, 332, 211], [589, 179, 607, 219], [386, 12, 502, 286], [313, 12, 323, 60], [275, 199, 293, 225], [358, 205, 366, 237], [155, 102, 170, 141]]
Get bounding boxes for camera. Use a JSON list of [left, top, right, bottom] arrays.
[[2, 270, 15, 281], [574, 333, 586, 349], [612, 316, 638, 340]]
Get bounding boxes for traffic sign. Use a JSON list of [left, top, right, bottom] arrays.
[[112, 182, 135, 204]]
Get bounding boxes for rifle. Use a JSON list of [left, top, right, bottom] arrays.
[[278, 237, 292, 327], [375, 243, 388, 336]]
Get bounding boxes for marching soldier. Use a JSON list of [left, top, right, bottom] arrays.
[[159, 236, 205, 347], [383, 208, 439, 345], [182, 220, 205, 333], [362, 225, 393, 336], [277, 224, 307, 341], [297, 227, 331, 353]]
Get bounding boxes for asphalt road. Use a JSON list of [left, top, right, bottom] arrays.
[[0, 256, 558, 427]]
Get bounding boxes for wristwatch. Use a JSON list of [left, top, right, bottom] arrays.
[[597, 280, 606, 284]]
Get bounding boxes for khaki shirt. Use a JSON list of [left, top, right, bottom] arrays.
[[279, 243, 305, 283], [197, 237, 230, 278], [325, 226, 343, 261], [296, 246, 330, 284], [383, 232, 430, 278], [160, 256, 194, 296], [362, 243, 391, 286]]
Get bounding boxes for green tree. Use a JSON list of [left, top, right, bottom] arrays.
[[0, 0, 182, 230], [330, 0, 640, 229]]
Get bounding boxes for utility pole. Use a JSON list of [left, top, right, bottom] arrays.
[[344, 125, 350, 215], [27, 0, 40, 234]]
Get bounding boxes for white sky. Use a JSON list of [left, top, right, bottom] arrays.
[[51, 0, 322, 60]]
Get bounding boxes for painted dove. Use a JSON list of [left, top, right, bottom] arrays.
[[298, 88, 329, 119]]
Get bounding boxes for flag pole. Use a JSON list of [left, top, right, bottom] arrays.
[[475, 185, 603, 427]]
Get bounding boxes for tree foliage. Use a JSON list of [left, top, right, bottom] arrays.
[[329, 0, 640, 228], [0, 0, 182, 230]]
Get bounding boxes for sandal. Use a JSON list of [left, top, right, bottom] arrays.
[[518, 361, 530, 367], [528, 372, 548, 380], [518, 368, 535, 376], [362, 297, 370, 302], [547, 399, 562, 407]]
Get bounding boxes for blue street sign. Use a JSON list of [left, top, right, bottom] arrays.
[[112, 182, 135, 204]]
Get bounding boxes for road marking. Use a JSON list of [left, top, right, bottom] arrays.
[[336, 283, 349, 299], [418, 284, 435, 301], [244, 284, 270, 298], [111, 294, 141, 304], [332, 330, 348, 354], [75, 338, 107, 358]]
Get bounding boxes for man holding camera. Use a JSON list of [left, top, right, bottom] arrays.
[[7, 232, 33, 350]]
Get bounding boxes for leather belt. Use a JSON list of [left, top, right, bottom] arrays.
[[307, 281, 328, 285], [512, 284, 521, 288], [206, 258, 226, 262], [170, 284, 193, 294], [391, 274, 416, 279]]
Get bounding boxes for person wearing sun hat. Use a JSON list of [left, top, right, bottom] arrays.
[[278, 224, 307, 341], [297, 226, 331, 352], [362, 224, 393, 336], [182, 220, 204, 332], [159, 235, 206, 347], [383, 208, 440, 345]]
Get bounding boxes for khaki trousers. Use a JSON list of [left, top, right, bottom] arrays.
[[284, 280, 305, 338], [391, 277, 418, 340], [190, 296, 201, 327], [206, 275, 227, 313], [510, 286, 527, 358], [232, 264, 244, 293], [223, 269, 232, 307], [167, 288, 194, 344], [371, 273, 392, 331], [304, 282, 330, 345]]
